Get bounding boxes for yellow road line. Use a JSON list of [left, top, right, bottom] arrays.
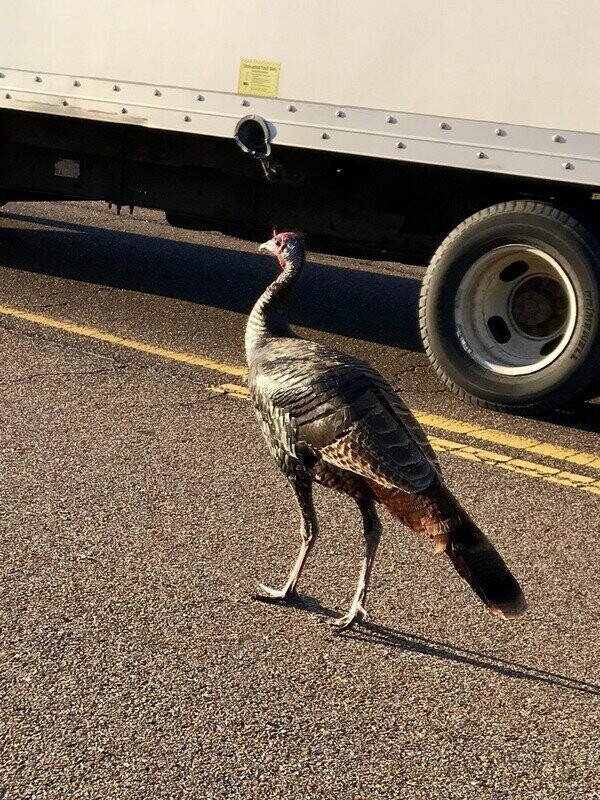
[[429, 436, 600, 496], [0, 303, 248, 377], [415, 412, 600, 469], [1, 301, 598, 477]]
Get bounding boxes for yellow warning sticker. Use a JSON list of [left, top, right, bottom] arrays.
[[238, 59, 280, 98]]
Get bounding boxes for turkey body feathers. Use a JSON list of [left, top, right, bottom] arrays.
[[250, 338, 440, 494]]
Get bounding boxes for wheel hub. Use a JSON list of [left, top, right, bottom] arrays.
[[455, 246, 577, 376], [509, 276, 568, 338]]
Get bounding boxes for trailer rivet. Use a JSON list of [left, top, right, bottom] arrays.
[[184, 115, 191, 122], [113, 85, 121, 92], [5, 93, 11, 99], [240, 99, 250, 107], [154, 89, 162, 96], [477, 151, 487, 159], [287, 104, 296, 112], [321, 132, 330, 140], [121, 107, 128, 114], [0, 73, 4, 79], [34, 75, 42, 83], [494, 128, 506, 136], [562, 162, 574, 170], [439, 121, 451, 130], [62, 100, 69, 106], [73, 80, 81, 87], [396, 141, 406, 149], [553, 134, 565, 143], [196, 94, 205, 101], [386, 115, 396, 124], [335, 109, 346, 118]]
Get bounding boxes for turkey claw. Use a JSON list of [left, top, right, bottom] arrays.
[[254, 584, 300, 605]]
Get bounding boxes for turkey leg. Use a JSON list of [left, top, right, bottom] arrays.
[[331, 498, 382, 632], [256, 481, 318, 603]]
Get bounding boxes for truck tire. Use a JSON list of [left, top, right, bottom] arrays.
[[419, 200, 600, 414]]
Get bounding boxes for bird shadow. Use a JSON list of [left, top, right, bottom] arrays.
[[278, 594, 600, 696]]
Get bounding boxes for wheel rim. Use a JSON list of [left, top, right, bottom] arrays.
[[454, 245, 577, 376]]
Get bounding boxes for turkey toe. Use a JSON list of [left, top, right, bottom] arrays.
[[254, 584, 301, 604]]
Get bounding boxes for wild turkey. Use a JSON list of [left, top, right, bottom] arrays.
[[246, 231, 526, 630]]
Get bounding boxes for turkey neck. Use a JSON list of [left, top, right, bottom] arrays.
[[245, 253, 303, 361]]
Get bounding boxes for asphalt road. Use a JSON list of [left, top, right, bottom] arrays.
[[1, 201, 599, 800]]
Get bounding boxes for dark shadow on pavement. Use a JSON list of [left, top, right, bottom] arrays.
[[0, 210, 423, 351], [272, 594, 600, 696], [349, 621, 600, 696], [537, 402, 600, 437], [1, 209, 598, 421]]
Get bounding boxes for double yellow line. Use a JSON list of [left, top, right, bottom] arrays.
[[2, 302, 599, 496]]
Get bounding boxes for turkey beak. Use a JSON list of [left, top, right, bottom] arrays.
[[259, 238, 278, 256]]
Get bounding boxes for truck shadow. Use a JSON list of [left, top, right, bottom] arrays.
[[537, 403, 600, 436], [0, 210, 423, 351], [1, 209, 598, 430]]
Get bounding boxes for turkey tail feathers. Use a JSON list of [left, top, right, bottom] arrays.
[[376, 484, 526, 619], [446, 517, 526, 619]]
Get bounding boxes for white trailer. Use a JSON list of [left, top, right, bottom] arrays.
[[1, 0, 599, 412]]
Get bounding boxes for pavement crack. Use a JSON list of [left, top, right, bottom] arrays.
[[0, 319, 123, 365], [0, 364, 129, 385], [392, 362, 430, 380], [196, 392, 231, 408]]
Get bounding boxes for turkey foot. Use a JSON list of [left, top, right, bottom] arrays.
[[254, 483, 317, 607], [330, 500, 381, 633], [255, 583, 301, 604], [330, 603, 367, 632]]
